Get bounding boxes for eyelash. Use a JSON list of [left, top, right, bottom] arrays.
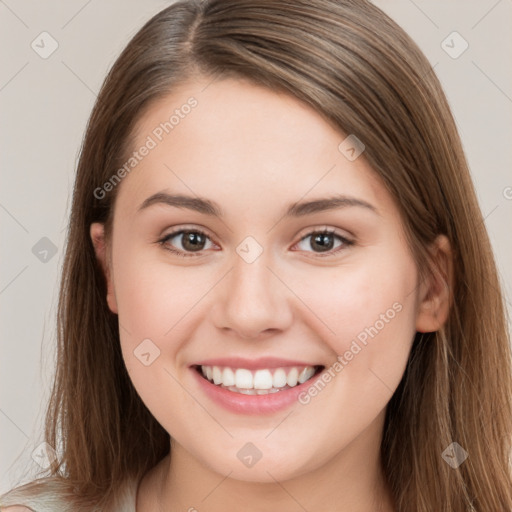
[[156, 227, 355, 258]]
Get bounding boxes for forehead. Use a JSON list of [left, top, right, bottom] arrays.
[[115, 76, 392, 221]]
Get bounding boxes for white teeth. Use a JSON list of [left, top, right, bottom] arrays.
[[199, 364, 320, 393], [238, 388, 257, 395], [235, 368, 253, 389], [286, 367, 299, 387], [298, 366, 315, 384], [253, 369, 273, 390], [212, 366, 222, 385], [272, 368, 287, 388], [222, 367, 235, 386]]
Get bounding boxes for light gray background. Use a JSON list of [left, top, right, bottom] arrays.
[[1, 0, 511, 494]]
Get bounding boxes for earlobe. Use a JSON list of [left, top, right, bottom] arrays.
[[90, 222, 118, 314], [415, 234, 453, 333]]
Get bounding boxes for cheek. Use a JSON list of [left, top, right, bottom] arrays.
[[289, 248, 418, 390], [112, 244, 240, 430], [111, 245, 196, 410], [113, 244, 200, 342], [274, 250, 418, 462]]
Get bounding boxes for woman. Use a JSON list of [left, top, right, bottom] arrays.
[[2, 0, 511, 510]]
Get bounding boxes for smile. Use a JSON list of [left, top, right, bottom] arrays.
[[195, 365, 324, 395]]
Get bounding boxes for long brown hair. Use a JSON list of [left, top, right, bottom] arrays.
[[2, 1, 511, 510]]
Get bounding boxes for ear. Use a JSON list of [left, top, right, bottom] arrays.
[[90, 222, 118, 314], [415, 234, 453, 333]]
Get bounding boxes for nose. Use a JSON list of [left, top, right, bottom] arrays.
[[211, 251, 294, 340]]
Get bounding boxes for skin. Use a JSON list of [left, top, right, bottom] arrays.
[[91, 75, 452, 512]]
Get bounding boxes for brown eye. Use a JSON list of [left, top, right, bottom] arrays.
[[294, 229, 354, 257], [159, 229, 214, 257]]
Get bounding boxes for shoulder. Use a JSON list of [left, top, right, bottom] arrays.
[[0, 475, 139, 512], [0, 476, 70, 512]]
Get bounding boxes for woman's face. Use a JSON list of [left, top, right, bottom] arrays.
[[91, 75, 441, 482]]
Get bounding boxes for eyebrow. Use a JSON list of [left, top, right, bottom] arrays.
[[137, 192, 378, 218]]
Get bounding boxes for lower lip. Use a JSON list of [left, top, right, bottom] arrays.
[[190, 366, 324, 415]]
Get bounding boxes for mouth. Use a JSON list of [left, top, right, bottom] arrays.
[[192, 364, 325, 395]]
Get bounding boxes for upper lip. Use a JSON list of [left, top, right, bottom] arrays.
[[191, 357, 323, 370]]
